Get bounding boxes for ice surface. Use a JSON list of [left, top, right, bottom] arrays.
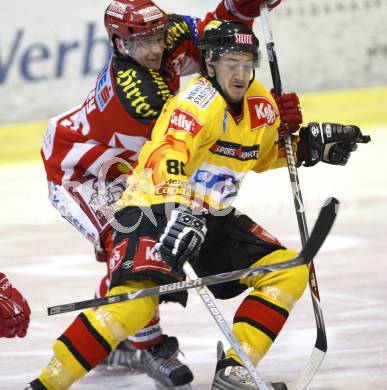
[[0, 130, 386, 389]]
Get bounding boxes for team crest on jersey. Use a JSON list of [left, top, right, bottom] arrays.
[[168, 108, 203, 137], [180, 79, 217, 110], [248, 96, 279, 131], [96, 60, 114, 112], [210, 140, 260, 161]]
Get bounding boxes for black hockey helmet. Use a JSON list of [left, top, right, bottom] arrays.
[[198, 20, 260, 69]]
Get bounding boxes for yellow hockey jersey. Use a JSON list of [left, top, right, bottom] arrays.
[[117, 76, 289, 212]]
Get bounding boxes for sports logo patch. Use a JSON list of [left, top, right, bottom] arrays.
[[193, 169, 239, 189], [204, 20, 222, 31], [210, 140, 260, 161], [133, 237, 172, 274], [96, 61, 114, 112], [168, 108, 203, 137], [106, 1, 127, 20], [248, 96, 279, 131], [235, 33, 253, 45], [180, 79, 217, 110], [109, 239, 129, 273], [138, 6, 164, 22]]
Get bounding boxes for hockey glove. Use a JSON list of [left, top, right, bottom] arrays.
[[272, 91, 303, 134], [297, 122, 371, 167], [155, 209, 207, 275], [216, 0, 282, 20], [0, 273, 31, 338]]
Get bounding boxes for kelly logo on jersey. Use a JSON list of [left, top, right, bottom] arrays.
[[133, 237, 172, 274], [210, 140, 260, 161], [168, 108, 203, 137], [248, 96, 279, 131]]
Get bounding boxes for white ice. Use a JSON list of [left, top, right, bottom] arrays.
[[0, 129, 386, 389]]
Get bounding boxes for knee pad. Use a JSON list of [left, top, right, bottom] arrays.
[[241, 249, 309, 311], [102, 279, 160, 339]]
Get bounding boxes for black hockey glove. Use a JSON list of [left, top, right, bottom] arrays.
[[155, 208, 207, 275], [297, 122, 371, 167]]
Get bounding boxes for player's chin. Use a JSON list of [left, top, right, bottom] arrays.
[[146, 57, 163, 70], [228, 86, 247, 102]]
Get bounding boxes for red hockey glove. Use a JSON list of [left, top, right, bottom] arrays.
[[272, 91, 303, 134], [216, 0, 282, 21], [0, 273, 31, 338]]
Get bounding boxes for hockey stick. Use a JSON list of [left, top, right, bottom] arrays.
[[183, 261, 270, 390], [46, 197, 338, 318], [259, 3, 328, 389]]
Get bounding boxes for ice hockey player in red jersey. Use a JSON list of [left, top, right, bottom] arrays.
[[27, 17, 368, 390], [0, 273, 30, 338], [38, 0, 283, 388]]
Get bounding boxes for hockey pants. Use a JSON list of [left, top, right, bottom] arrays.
[[34, 249, 307, 389]]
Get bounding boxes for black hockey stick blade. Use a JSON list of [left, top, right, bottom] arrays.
[[299, 197, 339, 263]]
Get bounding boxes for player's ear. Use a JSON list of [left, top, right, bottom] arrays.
[[205, 60, 215, 77], [115, 38, 126, 56]]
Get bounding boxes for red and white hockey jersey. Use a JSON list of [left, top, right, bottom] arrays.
[[41, 13, 231, 184]]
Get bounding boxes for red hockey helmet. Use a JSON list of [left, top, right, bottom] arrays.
[[104, 0, 167, 44]]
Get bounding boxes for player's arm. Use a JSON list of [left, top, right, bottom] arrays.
[[138, 120, 202, 208], [254, 89, 370, 170], [254, 90, 303, 173], [130, 133, 208, 275], [140, 104, 215, 275], [0, 273, 31, 338], [213, 0, 282, 24], [166, 0, 283, 76]]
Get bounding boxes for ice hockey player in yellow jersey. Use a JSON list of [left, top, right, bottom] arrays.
[[26, 20, 367, 390], [118, 55, 288, 211], [115, 20, 365, 389]]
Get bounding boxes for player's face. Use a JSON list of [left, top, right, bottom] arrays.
[[119, 33, 166, 70], [213, 52, 254, 103]]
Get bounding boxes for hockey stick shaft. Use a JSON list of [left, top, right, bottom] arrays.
[[183, 262, 269, 390], [45, 256, 305, 316], [259, 3, 328, 389], [46, 198, 337, 317]]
